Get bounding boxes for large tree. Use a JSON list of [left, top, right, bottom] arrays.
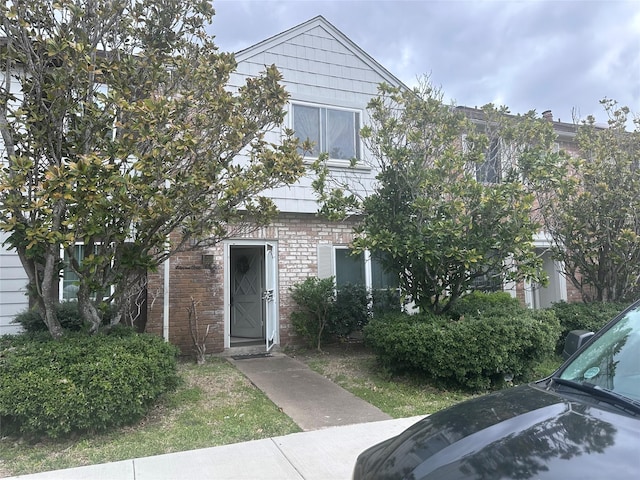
[[314, 79, 560, 314], [0, 0, 304, 337], [538, 100, 640, 302]]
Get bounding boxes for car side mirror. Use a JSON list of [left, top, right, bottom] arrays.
[[562, 330, 595, 360]]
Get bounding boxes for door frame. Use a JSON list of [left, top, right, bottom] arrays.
[[223, 240, 279, 350], [524, 235, 567, 309]]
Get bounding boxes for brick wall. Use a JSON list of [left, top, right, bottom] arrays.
[[146, 213, 359, 354]]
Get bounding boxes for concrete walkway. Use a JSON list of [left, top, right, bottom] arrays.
[[228, 353, 392, 430], [4, 352, 422, 480]]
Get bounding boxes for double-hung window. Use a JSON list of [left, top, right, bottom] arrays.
[[477, 137, 501, 183], [292, 103, 361, 161]]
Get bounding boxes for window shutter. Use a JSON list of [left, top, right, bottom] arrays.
[[317, 244, 334, 279]]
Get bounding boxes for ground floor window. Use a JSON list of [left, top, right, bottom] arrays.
[[61, 244, 85, 301], [60, 244, 112, 302], [322, 245, 398, 291]]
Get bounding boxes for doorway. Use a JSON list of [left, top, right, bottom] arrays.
[[225, 242, 278, 351]]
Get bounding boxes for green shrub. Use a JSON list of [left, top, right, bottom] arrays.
[[549, 301, 629, 353], [12, 302, 117, 333], [371, 288, 402, 315], [364, 309, 560, 391], [329, 283, 370, 338], [0, 332, 179, 438], [447, 291, 522, 320], [289, 277, 335, 350]]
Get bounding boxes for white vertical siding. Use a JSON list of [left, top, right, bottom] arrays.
[[0, 232, 28, 335], [229, 21, 396, 213], [1, 71, 28, 334]]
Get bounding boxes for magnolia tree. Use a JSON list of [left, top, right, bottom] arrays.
[[313, 79, 561, 314], [0, 0, 304, 337], [538, 100, 640, 302]]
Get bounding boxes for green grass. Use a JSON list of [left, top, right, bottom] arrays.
[[0, 357, 300, 477], [297, 345, 475, 417], [296, 344, 563, 418], [0, 345, 562, 478]]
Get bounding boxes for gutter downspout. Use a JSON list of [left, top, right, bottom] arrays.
[[162, 178, 170, 342], [163, 254, 170, 341]]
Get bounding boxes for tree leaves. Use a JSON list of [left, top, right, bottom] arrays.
[[0, 0, 303, 335], [314, 78, 553, 313]]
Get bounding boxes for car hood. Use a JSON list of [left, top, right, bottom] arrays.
[[355, 384, 640, 479]]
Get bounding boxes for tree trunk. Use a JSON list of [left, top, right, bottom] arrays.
[[39, 249, 64, 339], [77, 285, 102, 334]]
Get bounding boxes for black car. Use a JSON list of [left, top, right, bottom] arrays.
[[353, 301, 640, 479]]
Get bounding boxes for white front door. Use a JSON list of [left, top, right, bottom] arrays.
[[265, 242, 277, 351]]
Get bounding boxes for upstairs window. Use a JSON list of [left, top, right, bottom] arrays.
[[292, 104, 360, 161], [477, 137, 501, 183]]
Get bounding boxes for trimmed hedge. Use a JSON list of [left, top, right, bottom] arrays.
[[549, 301, 629, 353], [364, 309, 560, 391], [447, 291, 522, 320], [0, 330, 179, 438]]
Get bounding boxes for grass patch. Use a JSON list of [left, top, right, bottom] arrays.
[[293, 344, 475, 418], [0, 357, 300, 477], [0, 344, 561, 478]]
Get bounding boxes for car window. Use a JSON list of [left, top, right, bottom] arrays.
[[559, 305, 640, 402]]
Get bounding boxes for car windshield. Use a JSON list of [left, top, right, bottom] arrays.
[[559, 303, 640, 402]]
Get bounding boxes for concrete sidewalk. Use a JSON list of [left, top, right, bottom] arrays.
[[5, 416, 424, 480], [4, 352, 421, 479]]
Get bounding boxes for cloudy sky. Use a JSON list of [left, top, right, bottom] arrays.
[[209, 0, 639, 126]]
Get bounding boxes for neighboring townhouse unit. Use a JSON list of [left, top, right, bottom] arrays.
[[458, 106, 583, 310], [0, 58, 29, 334]]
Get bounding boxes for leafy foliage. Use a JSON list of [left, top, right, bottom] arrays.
[[12, 302, 117, 333], [290, 278, 379, 349], [537, 100, 640, 302], [313, 79, 558, 314], [329, 283, 370, 338], [549, 301, 629, 353], [364, 308, 560, 391], [447, 291, 522, 320], [289, 277, 336, 350], [0, 0, 304, 336], [371, 288, 402, 315], [0, 331, 179, 438]]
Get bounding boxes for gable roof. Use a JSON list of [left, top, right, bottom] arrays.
[[234, 15, 407, 90]]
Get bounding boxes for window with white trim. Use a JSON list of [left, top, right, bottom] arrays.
[[477, 137, 501, 183], [292, 104, 361, 161], [318, 245, 397, 290], [60, 244, 112, 302]]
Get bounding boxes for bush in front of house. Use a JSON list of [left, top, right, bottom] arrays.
[[328, 283, 370, 339], [289, 276, 336, 350], [371, 288, 402, 315], [0, 329, 179, 438], [549, 300, 629, 354], [446, 291, 522, 320], [12, 301, 117, 333], [290, 277, 394, 348], [364, 308, 560, 391]]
